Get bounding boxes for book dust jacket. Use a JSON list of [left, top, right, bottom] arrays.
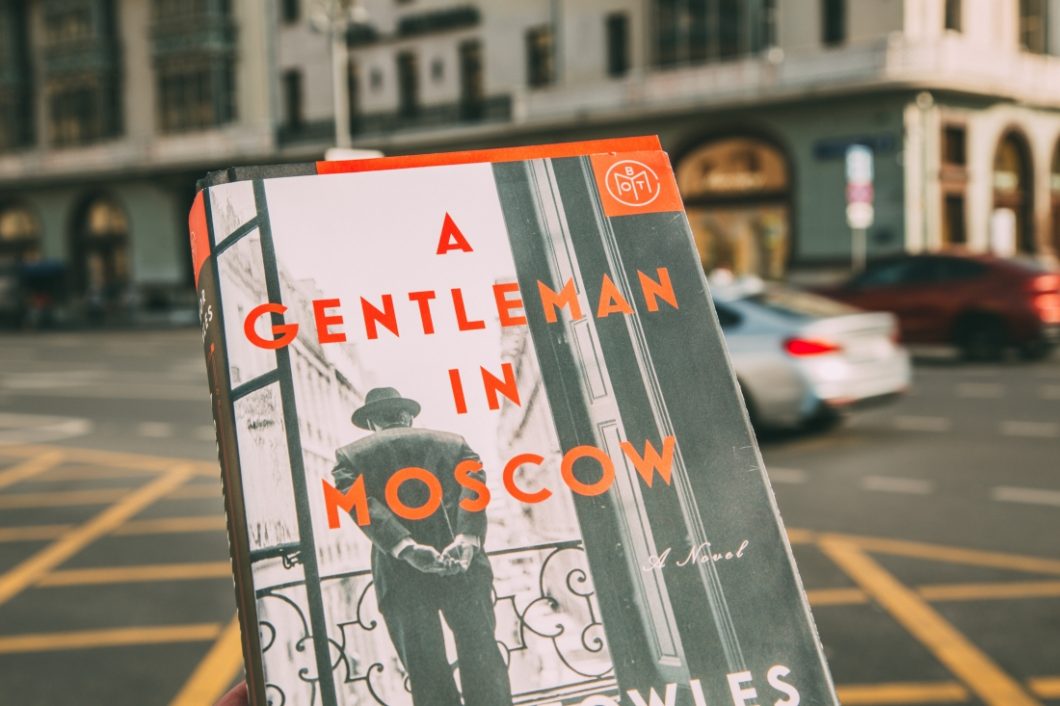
[[189, 136, 839, 706]]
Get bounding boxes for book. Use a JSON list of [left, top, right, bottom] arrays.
[[190, 136, 838, 706]]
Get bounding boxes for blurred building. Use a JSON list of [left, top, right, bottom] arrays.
[[2, 0, 1060, 323]]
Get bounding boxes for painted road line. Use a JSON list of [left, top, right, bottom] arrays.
[[1029, 677, 1060, 699], [805, 587, 869, 606], [1040, 385, 1060, 400], [0, 450, 64, 490], [0, 488, 130, 508], [136, 422, 175, 439], [1000, 421, 1060, 438], [919, 580, 1060, 602], [862, 476, 934, 495], [991, 486, 1060, 508], [38, 561, 231, 587], [114, 516, 227, 535], [0, 465, 195, 608], [955, 382, 1004, 399], [168, 485, 223, 500], [768, 467, 808, 484], [0, 413, 92, 445], [786, 528, 816, 545], [893, 416, 952, 432], [0, 624, 221, 654], [0, 443, 215, 474], [28, 465, 166, 482], [836, 681, 969, 704], [820, 537, 1041, 706], [0, 525, 71, 542], [169, 615, 244, 706], [827, 532, 1060, 576]]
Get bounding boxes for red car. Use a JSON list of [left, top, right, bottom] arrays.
[[819, 253, 1060, 360]]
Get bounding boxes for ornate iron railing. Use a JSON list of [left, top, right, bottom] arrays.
[[252, 539, 617, 706]]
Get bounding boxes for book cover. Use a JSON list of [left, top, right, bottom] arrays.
[[190, 136, 838, 706]]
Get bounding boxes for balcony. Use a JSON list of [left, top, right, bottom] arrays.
[[250, 539, 617, 706]]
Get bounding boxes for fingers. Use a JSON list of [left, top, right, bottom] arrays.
[[215, 682, 249, 706]]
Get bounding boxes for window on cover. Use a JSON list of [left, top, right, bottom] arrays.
[[396, 51, 419, 118], [606, 13, 630, 77], [526, 25, 555, 87], [1019, 0, 1047, 53], [822, 0, 846, 47], [281, 0, 299, 24], [944, 0, 962, 31], [942, 125, 966, 167]]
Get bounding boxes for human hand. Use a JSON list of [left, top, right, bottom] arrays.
[[441, 535, 477, 574], [398, 543, 450, 574], [215, 682, 249, 706]]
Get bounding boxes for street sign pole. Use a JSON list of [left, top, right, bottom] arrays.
[[852, 227, 866, 273], [845, 144, 874, 272]]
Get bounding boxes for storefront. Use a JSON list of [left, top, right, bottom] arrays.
[[675, 136, 791, 279]]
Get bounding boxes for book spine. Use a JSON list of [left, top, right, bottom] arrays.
[[189, 190, 266, 705]]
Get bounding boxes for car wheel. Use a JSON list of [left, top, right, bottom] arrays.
[[955, 315, 1006, 362]]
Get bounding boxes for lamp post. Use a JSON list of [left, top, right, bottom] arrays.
[[310, 0, 369, 150]]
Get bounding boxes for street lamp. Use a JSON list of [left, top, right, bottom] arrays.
[[310, 0, 370, 150]]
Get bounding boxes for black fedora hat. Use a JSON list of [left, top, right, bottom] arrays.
[[351, 387, 421, 429]]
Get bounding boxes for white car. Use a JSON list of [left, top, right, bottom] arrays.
[[711, 278, 911, 429]]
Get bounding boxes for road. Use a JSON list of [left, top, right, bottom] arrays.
[[0, 329, 1057, 706]]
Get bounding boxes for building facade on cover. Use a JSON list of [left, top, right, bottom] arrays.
[[2, 0, 1060, 322]]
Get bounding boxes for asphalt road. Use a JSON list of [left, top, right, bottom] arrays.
[[0, 329, 1057, 706]]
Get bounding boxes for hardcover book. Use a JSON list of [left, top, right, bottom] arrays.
[[190, 136, 838, 706]]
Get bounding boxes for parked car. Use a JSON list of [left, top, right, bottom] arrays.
[[817, 252, 1060, 360], [712, 278, 911, 430]]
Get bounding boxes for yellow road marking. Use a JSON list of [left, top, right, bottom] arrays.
[[0, 488, 129, 508], [806, 587, 869, 606], [836, 681, 969, 704], [39, 562, 231, 586], [787, 528, 816, 544], [0, 465, 195, 608], [825, 532, 1060, 576], [0, 483, 219, 509], [0, 443, 215, 474], [26, 466, 165, 482], [168, 485, 222, 500], [1029, 677, 1060, 698], [113, 516, 227, 535], [0, 516, 226, 543], [169, 616, 245, 706], [820, 537, 1041, 706], [0, 525, 71, 542], [0, 624, 221, 654], [0, 451, 65, 490], [919, 580, 1060, 602]]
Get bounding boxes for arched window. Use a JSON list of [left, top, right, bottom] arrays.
[[0, 202, 42, 265], [992, 131, 1035, 254], [70, 193, 130, 303], [676, 136, 791, 278]]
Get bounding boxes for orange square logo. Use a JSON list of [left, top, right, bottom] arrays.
[[590, 150, 684, 218]]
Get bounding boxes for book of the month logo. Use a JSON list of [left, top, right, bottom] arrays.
[[605, 160, 661, 207]]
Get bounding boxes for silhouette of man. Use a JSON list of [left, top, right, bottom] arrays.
[[332, 387, 513, 706]]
